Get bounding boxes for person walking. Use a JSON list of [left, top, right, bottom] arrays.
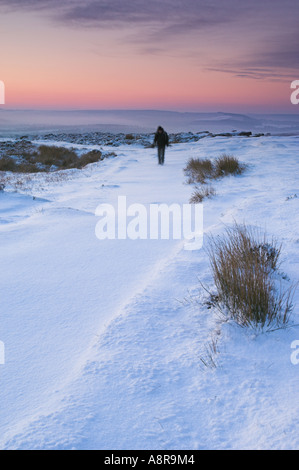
[[153, 126, 169, 165]]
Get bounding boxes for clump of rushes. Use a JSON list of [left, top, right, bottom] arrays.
[[0, 145, 106, 173], [0, 157, 17, 172], [206, 223, 296, 331], [77, 150, 104, 168], [184, 154, 246, 184], [190, 185, 216, 203], [32, 145, 79, 168], [215, 154, 246, 177], [184, 154, 247, 203], [184, 157, 215, 184]]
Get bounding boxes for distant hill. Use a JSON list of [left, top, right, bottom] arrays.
[[1, 109, 299, 135]]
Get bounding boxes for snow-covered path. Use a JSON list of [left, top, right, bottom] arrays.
[[0, 136, 298, 449]]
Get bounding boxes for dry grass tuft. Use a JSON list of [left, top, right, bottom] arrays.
[[190, 185, 216, 203], [184, 158, 215, 184], [0, 157, 17, 172], [184, 154, 246, 185], [206, 223, 296, 331], [184, 154, 247, 203], [0, 145, 105, 173], [215, 154, 246, 177], [77, 150, 104, 168]]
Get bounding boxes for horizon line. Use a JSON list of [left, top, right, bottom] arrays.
[[1, 108, 299, 116]]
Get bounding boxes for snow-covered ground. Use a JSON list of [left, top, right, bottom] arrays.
[[0, 134, 298, 449]]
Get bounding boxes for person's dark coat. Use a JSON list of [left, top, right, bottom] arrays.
[[154, 127, 169, 148]]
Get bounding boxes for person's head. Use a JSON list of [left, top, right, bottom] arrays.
[[157, 126, 163, 133]]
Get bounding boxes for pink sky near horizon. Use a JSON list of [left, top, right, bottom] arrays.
[[0, 4, 298, 113]]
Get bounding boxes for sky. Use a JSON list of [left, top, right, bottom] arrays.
[[0, 0, 299, 112]]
